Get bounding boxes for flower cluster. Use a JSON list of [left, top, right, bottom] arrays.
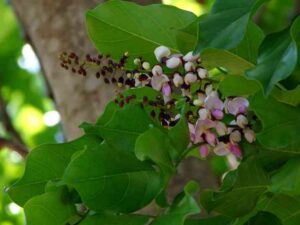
[[60, 46, 256, 159]]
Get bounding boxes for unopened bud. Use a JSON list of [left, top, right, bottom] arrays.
[[236, 114, 248, 128], [133, 58, 141, 65], [142, 61, 151, 70], [173, 73, 184, 87], [152, 65, 163, 76], [154, 46, 171, 62], [197, 68, 208, 79], [198, 108, 209, 120], [244, 128, 256, 143], [184, 62, 195, 72], [166, 57, 181, 69], [230, 130, 242, 143], [184, 72, 198, 84], [183, 51, 200, 62]]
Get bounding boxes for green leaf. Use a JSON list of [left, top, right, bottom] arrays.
[[86, 0, 196, 65], [7, 135, 101, 206], [271, 85, 300, 106], [80, 214, 149, 225], [246, 16, 300, 95], [218, 75, 260, 97], [271, 158, 300, 195], [185, 216, 232, 225], [250, 92, 300, 152], [95, 103, 156, 153], [63, 141, 162, 213], [194, 0, 267, 53], [177, 20, 264, 75], [243, 211, 282, 225], [201, 158, 269, 217], [168, 117, 190, 162], [24, 187, 77, 225], [135, 127, 175, 178], [258, 194, 300, 225], [151, 182, 200, 225]]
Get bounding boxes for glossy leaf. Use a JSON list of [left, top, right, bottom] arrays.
[[201, 158, 269, 217], [63, 141, 162, 213], [135, 127, 175, 178], [250, 92, 300, 152], [24, 187, 77, 225], [94, 103, 156, 153], [80, 214, 149, 225], [258, 194, 300, 225], [7, 135, 101, 206], [195, 0, 267, 53], [86, 0, 196, 65], [246, 16, 300, 95], [218, 75, 260, 97], [272, 86, 300, 106], [271, 158, 300, 195]]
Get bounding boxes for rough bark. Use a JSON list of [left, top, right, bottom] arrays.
[[10, 0, 160, 140], [11, 0, 218, 205]]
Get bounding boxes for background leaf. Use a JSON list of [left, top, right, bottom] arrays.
[[80, 214, 149, 225], [246, 16, 300, 95], [194, 0, 267, 53], [86, 0, 196, 66], [63, 141, 162, 213], [24, 187, 77, 225], [8, 135, 101, 206]]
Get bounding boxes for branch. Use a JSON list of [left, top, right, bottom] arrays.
[[0, 95, 29, 157], [0, 137, 28, 157]]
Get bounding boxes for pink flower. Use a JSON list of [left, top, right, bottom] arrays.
[[215, 121, 227, 136], [244, 128, 256, 143], [213, 142, 230, 156], [151, 74, 169, 91], [226, 97, 249, 115], [205, 131, 217, 146], [154, 46, 171, 62], [211, 109, 224, 120], [162, 83, 171, 96], [193, 119, 216, 144], [205, 95, 224, 111], [199, 144, 210, 158], [229, 143, 242, 158]]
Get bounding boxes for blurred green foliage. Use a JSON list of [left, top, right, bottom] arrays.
[[0, 0, 299, 224]]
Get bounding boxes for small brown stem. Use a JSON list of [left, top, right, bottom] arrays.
[[0, 137, 28, 157]]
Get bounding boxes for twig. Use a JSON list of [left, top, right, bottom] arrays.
[[0, 137, 28, 157], [0, 95, 29, 157]]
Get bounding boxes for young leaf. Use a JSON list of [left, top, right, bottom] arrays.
[[24, 187, 77, 225], [250, 92, 300, 152], [80, 214, 149, 225], [194, 0, 267, 53], [246, 16, 300, 95], [201, 158, 269, 217], [63, 141, 162, 213], [86, 0, 196, 65], [7, 135, 101, 206]]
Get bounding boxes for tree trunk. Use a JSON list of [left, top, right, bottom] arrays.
[[11, 0, 218, 206], [10, 0, 160, 140]]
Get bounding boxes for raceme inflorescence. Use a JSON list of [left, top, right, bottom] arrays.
[[61, 46, 257, 159]]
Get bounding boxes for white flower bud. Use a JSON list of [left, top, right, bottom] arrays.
[[184, 72, 198, 84], [230, 130, 242, 143], [142, 61, 151, 70], [183, 51, 200, 62], [236, 115, 248, 128], [152, 65, 163, 76], [193, 99, 202, 106], [166, 57, 181, 69], [205, 84, 213, 95], [173, 73, 183, 87], [216, 122, 227, 136], [154, 46, 171, 62], [197, 68, 208, 79], [133, 58, 141, 65], [184, 62, 195, 72], [244, 128, 256, 143], [198, 108, 209, 120]]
